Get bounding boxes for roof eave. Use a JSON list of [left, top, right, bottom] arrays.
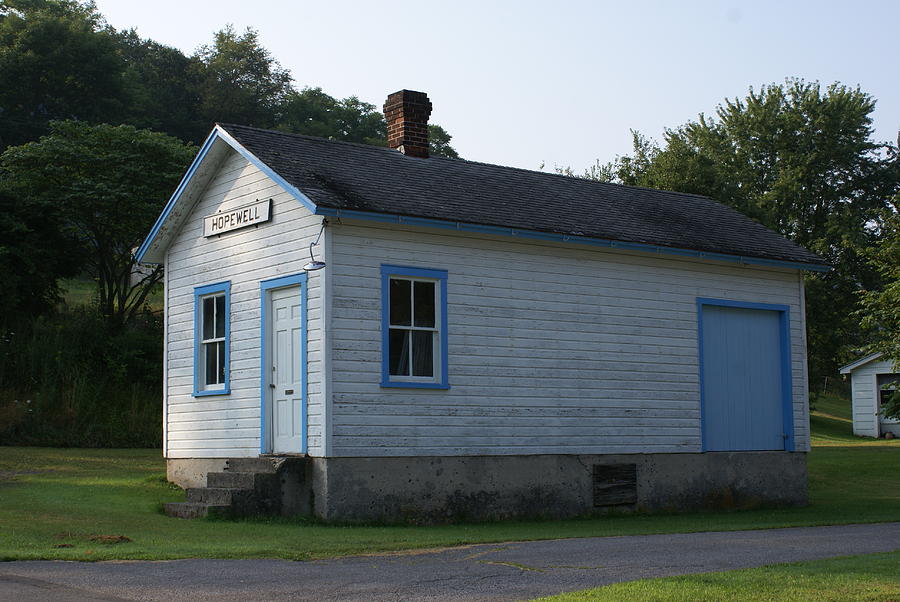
[[135, 125, 319, 265], [313, 206, 831, 273], [839, 352, 885, 374]]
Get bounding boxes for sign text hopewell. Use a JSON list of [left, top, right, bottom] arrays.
[[204, 199, 272, 237]]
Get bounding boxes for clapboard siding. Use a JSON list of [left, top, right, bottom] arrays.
[[850, 359, 896, 437], [328, 221, 810, 457], [165, 149, 325, 458]]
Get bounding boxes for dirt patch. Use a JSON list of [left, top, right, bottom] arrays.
[[88, 535, 132, 544], [53, 532, 132, 545], [0, 469, 42, 483]]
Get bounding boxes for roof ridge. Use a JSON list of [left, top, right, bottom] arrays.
[[217, 122, 717, 203], [217, 123, 404, 155]]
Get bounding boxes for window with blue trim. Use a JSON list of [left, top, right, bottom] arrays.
[[381, 265, 448, 389], [194, 282, 231, 396]]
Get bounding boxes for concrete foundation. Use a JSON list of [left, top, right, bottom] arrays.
[[167, 452, 807, 523], [167, 458, 226, 489]]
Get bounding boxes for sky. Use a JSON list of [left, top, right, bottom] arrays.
[[93, 0, 899, 171]]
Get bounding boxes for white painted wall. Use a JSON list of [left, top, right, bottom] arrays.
[[850, 359, 899, 438], [328, 221, 811, 457], [161, 158, 814, 459], [164, 149, 326, 458]]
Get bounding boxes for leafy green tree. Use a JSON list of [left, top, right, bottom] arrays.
[[0, 186, 80, 327], [117, 30, 205, 143], [592, 80, 898, 393], [0, 121, 194, 327], [859, 196, 900, 418], [192, 25, 292, 130], [0, 0, 127, 149], [277, 87, 385, 145], [427, 124, 459, 159], [276, 87, 460, 158]]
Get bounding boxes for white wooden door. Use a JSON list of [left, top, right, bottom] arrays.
[[268, 286, 304, 454]]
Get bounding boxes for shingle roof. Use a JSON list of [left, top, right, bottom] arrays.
[[219, 123, 826, 268]]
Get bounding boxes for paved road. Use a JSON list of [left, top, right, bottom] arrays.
[[1, 523, 898, 601]]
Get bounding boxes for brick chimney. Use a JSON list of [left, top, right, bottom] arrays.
[[383, 90, 432, 158]]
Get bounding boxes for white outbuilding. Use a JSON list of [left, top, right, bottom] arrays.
[[137, 90, 829, 521], [840, 352, 900, 438]]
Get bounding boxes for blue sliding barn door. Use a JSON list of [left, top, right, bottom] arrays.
[[700, 304, 787, 451]]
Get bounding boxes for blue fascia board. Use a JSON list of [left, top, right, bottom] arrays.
[[136, 129, 220, 264], [258, 272, 309, 454], [315, 207, 829, 273], [696, 297, 795, 452], [193, 281, 231, 398], [139, 125, 827, 275], [213, 126, 318, 214], [136, 126, 319, 265], [380, 264, 450, 390]]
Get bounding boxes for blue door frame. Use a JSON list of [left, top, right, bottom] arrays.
[[259, 273, 308, 454], [697, 298, 795, 452]]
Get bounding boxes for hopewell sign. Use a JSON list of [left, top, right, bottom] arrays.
[[204, 199, 272, 237]]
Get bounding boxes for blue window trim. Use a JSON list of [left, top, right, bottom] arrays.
[[380, 265, 450, 389], [259, 273, 308, 454], [696, 298, 795, 452], [193, 281, 232, 397]]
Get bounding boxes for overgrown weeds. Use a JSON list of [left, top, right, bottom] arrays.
[[0, 307, 162, 447]]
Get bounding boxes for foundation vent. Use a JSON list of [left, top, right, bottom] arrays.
[[593, 464, 637, 507]]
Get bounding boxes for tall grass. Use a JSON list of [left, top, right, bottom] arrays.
[[0, 307, 162, 447]]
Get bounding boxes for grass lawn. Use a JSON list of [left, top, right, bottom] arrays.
[[59, 277, 163, 311], [809, 392, 892, 447], [1, 400, 898, 562], [536, 551, 900, 601]]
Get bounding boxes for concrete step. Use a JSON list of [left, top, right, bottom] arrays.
[[186, 487, 250, 505], [164, 502, 229, 519], [226, 458, 276, 473], [206, 471, 255, 489]]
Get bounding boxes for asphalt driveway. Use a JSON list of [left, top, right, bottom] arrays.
[[1, 523, 898, 601]]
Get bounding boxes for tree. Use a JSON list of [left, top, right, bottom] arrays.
[[117, 29, 205, 144], [0, 0, 127, 149], [859, 195, 900, 418], [0, 186, 81, 327], [277, 87, 385, 145], [192, 25, 293, 130], [427, 124, 459, 159], [595, 80, 898, 393], [0, 121, 195, 327], [276, 87, 460, 158]]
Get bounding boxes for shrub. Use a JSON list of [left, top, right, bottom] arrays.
[[0, 308, 162, 447]]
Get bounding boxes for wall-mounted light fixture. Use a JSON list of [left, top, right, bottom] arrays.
[[303, 219, 328, 271]]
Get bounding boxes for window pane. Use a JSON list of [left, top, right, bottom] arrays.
[[413, 281, 435, 327], [215, 295, 226, 338], [217, 341, 226, 384], [389, 328, 410, 376], [202, 297, 215, 340], [205, 342, 217, 385], [412, 330, 434, 377], [389, 279, 411, 326]]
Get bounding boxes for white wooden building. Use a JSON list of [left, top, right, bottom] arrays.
[[137, 90, 828, 521], [840, 353, 900, 438]]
